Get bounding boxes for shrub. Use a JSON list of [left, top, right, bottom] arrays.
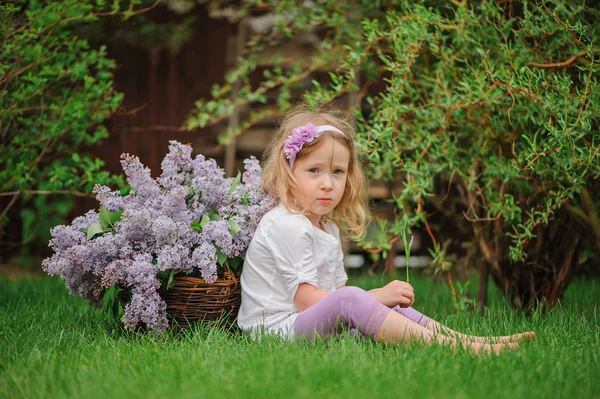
[[184, 0, 600, 311], [0, 1, 142, 251]]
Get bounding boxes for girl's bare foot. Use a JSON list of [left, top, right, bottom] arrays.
[[479, 331, 535, 344], [470, 341, 520, 355]]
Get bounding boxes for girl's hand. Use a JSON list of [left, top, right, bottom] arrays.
[[370, 280, 415, 308]]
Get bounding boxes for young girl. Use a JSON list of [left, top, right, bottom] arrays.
[[237, 108, 535, 354]]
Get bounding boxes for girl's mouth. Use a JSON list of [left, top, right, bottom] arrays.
[[318, 198, 332, 204]]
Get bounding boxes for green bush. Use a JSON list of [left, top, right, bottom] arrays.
[[185, 0, 600, 310], [0, 1, 146, 250]]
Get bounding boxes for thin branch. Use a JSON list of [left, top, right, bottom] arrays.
[[577, 66, 593, 121], [526, 50, 589, 68], [191, 61, 329, 130], [365, 236, 399, 254], [463, 209, 502, 222], [0, 192, 21, 224], [0, 190, 94, 198], [521, 145, 562, 170], [115, 103, 148, 116], [114, 125, 185, 133], [54, 1, 161, 29], [543, 5, 588, 51]]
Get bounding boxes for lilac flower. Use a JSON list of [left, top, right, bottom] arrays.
[[242, 156, 263, 188], [156, 244, 192, 273], [42, 140, 275, 333], [158, 141, 194, 189], [48, 224, 87, 254], [191, 242, 218, 283], [101, 259, 132, 288], [283, 123, 318, 160], [70, 210, 101, 231], [160, 185, 191, 224], [202, 220, 234, 257], [117, 208, 154, 243], [76, 233, 122, 276], [120, 153, 161, 205], [151, 215, 180, 248], [124, 291, 168, 332], [93, 184, 124, 211], [190, 154, 230, 208], [124, 253, 161, 294], [229, 156, 264, 204], [42, 254, 97, 302]]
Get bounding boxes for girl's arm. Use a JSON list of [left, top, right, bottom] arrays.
[[294, 283, 331, 312], [336, 281, 414, 308], [367, 280, 415, 308]]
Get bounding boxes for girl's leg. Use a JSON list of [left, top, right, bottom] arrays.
[[391, 306, 535, 343], [294, 287, 517, 354], [391, 306, 431, 327], [294, 286, 392, 340], [376, 310, 518, 354]]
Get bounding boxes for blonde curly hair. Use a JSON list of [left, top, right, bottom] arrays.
[[261, 105, 370, 239]]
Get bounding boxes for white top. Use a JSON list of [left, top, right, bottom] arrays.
[[237, 203, 348, 338]]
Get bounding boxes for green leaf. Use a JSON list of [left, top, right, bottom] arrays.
[[157, 270, 169, 281], [229, 220, 241, 237], [228, 256, 243, 273], [216, 247, 227, 266], [102, 284, 123, 322], [167, 270, 176, 289], [86, 222, 104, 241], [99, 206, 123, 229], [208, 208, 220, 221], [229, 172, 242, 194], [200, 214, 211, 228], [109, 208, 123, 225]]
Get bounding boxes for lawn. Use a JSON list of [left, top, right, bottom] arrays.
[[1, 272, 599, 399]]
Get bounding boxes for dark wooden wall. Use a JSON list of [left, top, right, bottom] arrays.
[[94, 5, 233, 177]]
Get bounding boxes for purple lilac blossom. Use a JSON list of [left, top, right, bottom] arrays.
[[124, 253, 160, 291], [158, 141, 194, 189], [70, 210, 101, 231], [156, 244, 192, 273], [42, 255, 94, 298], [42, 140, 274, 333], [117, 208, 154, 244], [202, 220, 235, 257], [160, 185, 191, 224], [101, 259, 132, 288], [191, 242, 218, 283], [151, 215, 180, 248], [47, 224, 87, 254], [93, 184, 125, 211], [120, 153, 161, 206], [190, 154, 231, 209], [283, 123, 318, 160], [124, 291, 168, 332], [229, 156, 263, 204]]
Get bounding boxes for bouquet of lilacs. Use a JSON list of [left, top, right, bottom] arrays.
[[42, 141, 274, 332]]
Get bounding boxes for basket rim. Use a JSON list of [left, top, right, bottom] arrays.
[[170, 270, 239, 287]]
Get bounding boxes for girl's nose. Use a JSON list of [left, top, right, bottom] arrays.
[[321, 175, 333, 191]]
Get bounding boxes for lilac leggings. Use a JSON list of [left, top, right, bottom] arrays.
[[294, 286, 431, 340]]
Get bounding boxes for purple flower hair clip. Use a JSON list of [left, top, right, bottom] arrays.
[[283, 123, 347, 169]]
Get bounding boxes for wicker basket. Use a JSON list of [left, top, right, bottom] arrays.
[[162, 269, 241, 328]]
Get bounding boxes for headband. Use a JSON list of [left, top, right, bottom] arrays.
[[283, 123, 347, 170]]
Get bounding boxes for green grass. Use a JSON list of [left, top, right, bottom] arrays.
[[1, 273, 599, 399]]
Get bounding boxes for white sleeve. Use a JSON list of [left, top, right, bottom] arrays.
[[329, 224, 348, 288], [264, 214, 319, 300]]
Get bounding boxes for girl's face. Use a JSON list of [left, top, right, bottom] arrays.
[[292, 136, 351, 228]]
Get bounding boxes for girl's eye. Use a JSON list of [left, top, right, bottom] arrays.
[[333, 169, 344, 175], [309, 168, 319, 173]]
